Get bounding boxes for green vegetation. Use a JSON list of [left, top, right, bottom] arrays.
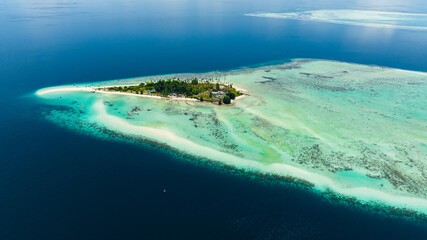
[[223, 96, 231, 104], [101, 78, 243, 104], [226, 92, 235, 100]]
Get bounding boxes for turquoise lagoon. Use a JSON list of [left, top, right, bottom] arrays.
[[37, 59, 427, 215]]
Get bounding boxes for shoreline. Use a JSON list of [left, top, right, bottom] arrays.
[[36, 84, 250, 104], [34, 57, 427, 97]]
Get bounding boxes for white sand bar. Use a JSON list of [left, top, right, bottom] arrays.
[[246, 10, 427, 31]]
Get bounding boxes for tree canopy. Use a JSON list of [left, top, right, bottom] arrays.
[[104, 78, 243, 104], [223, 96, 231, 104], [226, 92, 235, 100]]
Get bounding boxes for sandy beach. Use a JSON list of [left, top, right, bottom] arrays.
[[36, 84, 249, 103]]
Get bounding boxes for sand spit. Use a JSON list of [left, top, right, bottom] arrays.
[[36, 84, 249, 103], [36, 85, 197, 102]]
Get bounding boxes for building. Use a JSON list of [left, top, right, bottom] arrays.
[[212, 91, 225, 99]]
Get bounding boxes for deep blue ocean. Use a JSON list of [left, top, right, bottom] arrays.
[[1, 0, 427, 239]]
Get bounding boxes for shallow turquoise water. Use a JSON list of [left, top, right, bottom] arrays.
[[37, 59, 427, 215], [3, 0, 427, 239]]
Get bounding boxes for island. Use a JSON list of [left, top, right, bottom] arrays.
[[97, 78, 243, 105], [36, 59, 427, 217]]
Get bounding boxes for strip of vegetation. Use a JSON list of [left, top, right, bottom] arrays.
[[99, 78, 243, 104]]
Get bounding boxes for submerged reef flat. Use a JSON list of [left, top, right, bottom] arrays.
[[246, 10, 427, 31], [36, 59, 427, 215]]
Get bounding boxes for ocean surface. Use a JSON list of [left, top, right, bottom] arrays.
[[1, 0, 427, 239]]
